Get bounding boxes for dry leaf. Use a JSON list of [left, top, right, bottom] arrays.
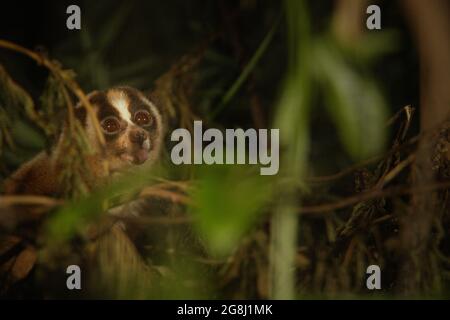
[[11, 246, 37, 281]]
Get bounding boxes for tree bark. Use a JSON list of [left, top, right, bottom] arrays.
[[400, 0, 450, 295]]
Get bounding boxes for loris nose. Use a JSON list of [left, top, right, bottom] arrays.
[[130, 129, 148, 145]]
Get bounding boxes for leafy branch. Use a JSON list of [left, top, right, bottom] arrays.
[[0, 39, 105, 146]]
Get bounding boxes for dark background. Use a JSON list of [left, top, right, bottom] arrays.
[[0, 0, 419, 174]]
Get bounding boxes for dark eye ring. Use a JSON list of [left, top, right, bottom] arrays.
[[134, 109, 152, 127], [101, 116, 121, 135]]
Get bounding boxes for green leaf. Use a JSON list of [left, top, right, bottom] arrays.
[[189, 165, 273, 256], [11, 120, 45, 149], [97, 2, 134, 52], [314, 41, 388, 160], [343, 30, 400, 66], [45, 167, 159, 244], [212, 16, 281, 118]]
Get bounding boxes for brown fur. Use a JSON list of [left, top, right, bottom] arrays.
[[3, 152, 60, 196]]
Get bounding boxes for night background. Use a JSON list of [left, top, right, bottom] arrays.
[[0, 0, 449, 299]]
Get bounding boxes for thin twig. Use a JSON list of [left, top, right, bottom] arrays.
[[377, 153, 415, 188], [299, 180, 450, 215], [305, 135, 419, 184], [123, 215, 192, 225], [0, 195, 63, 207], [139, 187, 192, 205]]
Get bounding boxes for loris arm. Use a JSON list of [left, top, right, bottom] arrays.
[[3, 152, 61, 196]]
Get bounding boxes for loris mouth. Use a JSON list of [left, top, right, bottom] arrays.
[[118, 140, 151, 165], [119, 150, 148, 165], [134, 149, 149, 164]]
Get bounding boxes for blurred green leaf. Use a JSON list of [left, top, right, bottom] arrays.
[[0, 65, 47, 154], [97, 2, 134, 52], [212, 15, 281, 118], [78, 24, 109, 89], [110, 58, 156, 81], [344, 31, 400, 65], [269, 0, 311, 300], [189, 165, 273, 256], [11, 120, 45, 149], [314, 41, 388, 160], [45, 166, 160, 244]]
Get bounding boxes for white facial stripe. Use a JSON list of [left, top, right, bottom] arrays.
[[107, 91, 132, 124], [107, 89, 162, 137]]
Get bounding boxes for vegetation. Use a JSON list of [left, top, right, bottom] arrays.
[[0, 0, 450, 299]]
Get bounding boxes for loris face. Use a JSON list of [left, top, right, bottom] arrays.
[[76, 86, 163, 173]]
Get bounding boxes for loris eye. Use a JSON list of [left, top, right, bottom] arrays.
[[101, 116, 121, 134], [134, 110, 152, 127]]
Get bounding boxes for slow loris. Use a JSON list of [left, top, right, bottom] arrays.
[[4, 86, 165, 196], [1, 86, 166, 297]]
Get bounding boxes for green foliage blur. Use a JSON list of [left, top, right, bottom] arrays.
[[0, 0, 424, 299]]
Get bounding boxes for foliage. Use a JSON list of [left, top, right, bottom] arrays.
[[1, 0, 449, 299]]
